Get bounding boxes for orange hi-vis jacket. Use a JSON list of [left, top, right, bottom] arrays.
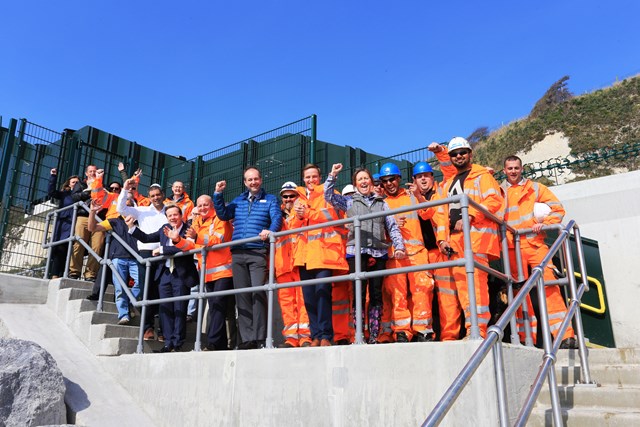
[[174, 212, 233, 283], [292, 184, 348, 271], [435, 164, 505, 259], [500, 178, 565, 248], [90, 176, 120, 219], [165, 192, 194, 219], [275, 209, 300, 278], [384, 188, 427, 256]]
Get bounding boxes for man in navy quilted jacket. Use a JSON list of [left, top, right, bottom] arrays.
[[213, 166, 283, 349]]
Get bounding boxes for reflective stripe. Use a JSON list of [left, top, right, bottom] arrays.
[[308, 230, 340, 242], [319, 208, 337, 221], [332, 308, 350, 315], [393, 318, 411, 327], [481, 187, 499, 198], [405, 211, 419, 221], [333, 299, 350, 306], [435, 286, 458, 296], [276, 236, 296, 249], [413, 319, 432, 326], [548, 311, 567, 321], [404, 239, 424, 246], [213, 231, 224, 242], [205, 263, 232, 275], [549, 322, 562, 333], [473, 226, 499, 236], [202, 235, 209, 246]]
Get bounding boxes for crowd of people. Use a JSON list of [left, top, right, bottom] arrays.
[[46, 136, 578, 352]]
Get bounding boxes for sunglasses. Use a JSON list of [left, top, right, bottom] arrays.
[[449, 150, 471, 158], [282, 195, 297, 199], [380, 177, 398, 184], [110, 187, 122, 192]]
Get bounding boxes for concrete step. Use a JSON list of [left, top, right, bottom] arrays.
[[557, 364, 640, 386], [557, 348, 640, 366], [537, 384, 640, 409], [528, 406, 640, 426]]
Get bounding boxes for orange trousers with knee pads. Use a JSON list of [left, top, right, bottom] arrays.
[[382, 250, 434, 341], [449, 237, 491, 338], [277, 271, 312, 347], [428, 248, 462, 341], [508, 244, 574, 342]]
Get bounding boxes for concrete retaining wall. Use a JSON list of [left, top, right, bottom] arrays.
[[0, 273, 48, 304], [552, 170, 640, 348], [100, 342, 542, 426]]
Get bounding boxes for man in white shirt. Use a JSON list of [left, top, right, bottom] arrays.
[[117, 178, 167, 341]]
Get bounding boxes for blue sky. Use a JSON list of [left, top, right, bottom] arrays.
[[2, 1, 639, 160]]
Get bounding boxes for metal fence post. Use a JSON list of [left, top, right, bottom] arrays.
[[194, 247, 206, 352], [499, 223, 519, 344], [353, 217, 364, 344], [266, 234, 277, 349], [309, 114, 317, 165], [460, 195, 480, 339]]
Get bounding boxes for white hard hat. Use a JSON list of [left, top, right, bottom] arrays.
[[280, 181, 298, 194], [341, 184, 356, 196], [448, 137, 472, 152], [533, 202, 552, 223]]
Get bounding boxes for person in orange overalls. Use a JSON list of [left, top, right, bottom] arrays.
[[292, 165, 349, 346], [174, 194, 234, 351], [501, 155, 577, 349], [434, 137, 504, 339], [274, 182, 312, 348], [377, 162, 435, 343]]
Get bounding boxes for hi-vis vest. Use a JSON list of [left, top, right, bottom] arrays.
[[175, 213, 233, 282], [384, 188, 426, 256], [275, 210, 299, 278], [435, 164, 505, 259], [292, 184, 348, 271], [90, 176, 120, 219], [500, 178, 565, 248]]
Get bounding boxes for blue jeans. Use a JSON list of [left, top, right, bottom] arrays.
[[112, 258, 141, 320]]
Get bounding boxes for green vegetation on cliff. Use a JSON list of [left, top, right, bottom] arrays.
[[472, 75, 640, 179]]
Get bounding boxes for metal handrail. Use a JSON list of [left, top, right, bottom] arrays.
[[41, 192, 593, 426]]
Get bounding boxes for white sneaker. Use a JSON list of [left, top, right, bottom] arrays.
[[118, 316, 130, 325]]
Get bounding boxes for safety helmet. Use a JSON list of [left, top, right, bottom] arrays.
[[341, 184, 356, 196], [379, 162, 401, 178], [447, 137, 472, 153], [412, 161, 433, 177], [280, 181, 298, 195], [533, 202, 551, 223], [372, 173, 382, 185]]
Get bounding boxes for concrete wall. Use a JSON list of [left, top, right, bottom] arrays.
[[552, 170, 640, 348], [100, 342, 542, 427], [0, 273, 48, 304]]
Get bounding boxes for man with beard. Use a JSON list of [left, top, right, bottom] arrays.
[[435, 137, 504, 339]]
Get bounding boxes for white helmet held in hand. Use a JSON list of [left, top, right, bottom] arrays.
[[533, 202, 551, 223]]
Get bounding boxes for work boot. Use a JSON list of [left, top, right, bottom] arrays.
[[367, 305, 382, 344], [413, 332, 435, 342], [395, 332, 409, 343], [559, 337, 578, 349]]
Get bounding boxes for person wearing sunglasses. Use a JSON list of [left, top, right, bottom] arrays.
[[273, 181, 312, 348], [376, 162, 435, 344], [433, 137, 504, 339]]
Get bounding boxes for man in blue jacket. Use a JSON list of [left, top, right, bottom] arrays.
[[213, 166, 283, 349]]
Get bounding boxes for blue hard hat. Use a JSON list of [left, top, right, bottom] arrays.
[[412, 161, 433, 177], [379, 163, 401, 178]]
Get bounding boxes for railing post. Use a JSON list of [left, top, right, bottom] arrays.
[[266, 234, 277, 349], [353, 217, 364, 344], [563, 233, 593, 385], [137, 261, 152, 354], [64, 205, 79, 278], [43, 213, 53, 279], [97, 234, 111, 312], [534, 272, 563, 426], [460, 195, 480, 339], [513, 233, 534, 346], [194, 247, 207, 352], [491, 331, 509, 427], [499, 224, 520, 344]]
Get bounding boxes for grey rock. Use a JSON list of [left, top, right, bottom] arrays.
[[0, 339, 67, 426]]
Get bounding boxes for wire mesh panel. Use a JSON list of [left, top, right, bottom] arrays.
[[0, 120, 65, 276]]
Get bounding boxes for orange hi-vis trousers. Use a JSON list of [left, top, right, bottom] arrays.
[[332, 280, 353, 343], [508, 243, 574, 342], [277, 271, 312, 347], [449, 236, 491, 338], [382, 249, 434, 341], [428, 248, 462, 341]]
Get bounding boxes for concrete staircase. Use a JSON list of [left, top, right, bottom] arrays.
[[529, 348, 640, 426], [46, 277, 200, 356]]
